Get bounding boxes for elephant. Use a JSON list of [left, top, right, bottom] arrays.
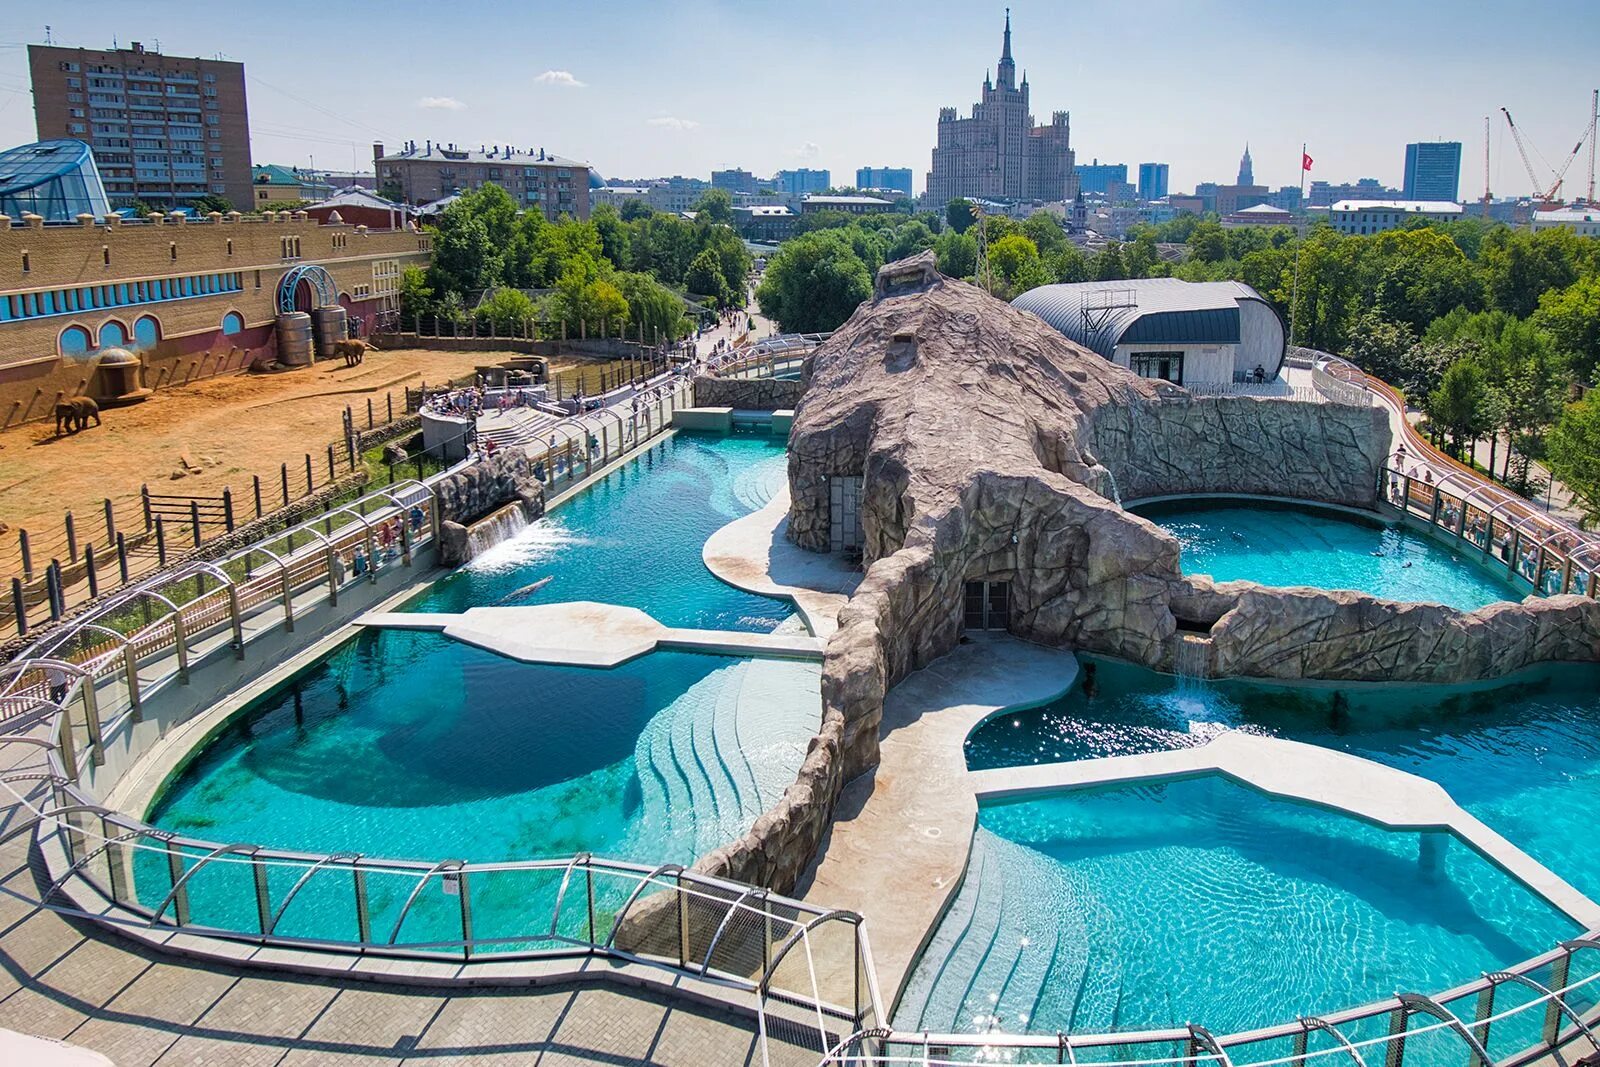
[[331, 339, 372, 367], [54, 396, 102, 435]]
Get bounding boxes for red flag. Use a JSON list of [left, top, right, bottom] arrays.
[[1302, 152, 1314, 171]]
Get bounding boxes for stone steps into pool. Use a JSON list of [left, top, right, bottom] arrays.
[[735, 658, 822, 805]]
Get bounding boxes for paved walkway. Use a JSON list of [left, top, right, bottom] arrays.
[[793, 638, 1078, 1009], [357, 601, 824, 666], [971, 731, 1600, 930], [702, 490, 859, 638]]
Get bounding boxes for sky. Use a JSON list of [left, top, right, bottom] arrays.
[[0, 0, 1596, 199]]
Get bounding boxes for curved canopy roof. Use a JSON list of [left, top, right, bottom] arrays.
[[1012, 277, 1283, 364]]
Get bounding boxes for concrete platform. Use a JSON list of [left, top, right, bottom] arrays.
[[970, 731, 1600, 931], [672, 406, 733, 432], [703, 487, 860, 637], [794, 637, 1079, 1010], [357, 601, 824, 666]]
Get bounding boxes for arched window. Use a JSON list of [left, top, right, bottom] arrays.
[[98, 320, 127, 348], [133, 315, 161, 350], [59, 325, 92, 357], [221, 311, 244, 336]]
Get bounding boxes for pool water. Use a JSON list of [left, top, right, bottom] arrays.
[[1135, 499, 1522, 610], [965, 659, 1600, 903], [897, 780, 1575, 1039], [411, 429, 793, 631], [144, 628, 820, 942]]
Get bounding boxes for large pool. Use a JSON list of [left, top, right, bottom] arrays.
[[412, 429, 794, 631], [1134, 498, 1522, 610], [898, 780, 1575, 1039], [144, 629, 819, 940], [908, 660, 1600, 1039]]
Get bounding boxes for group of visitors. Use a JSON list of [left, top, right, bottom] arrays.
[[332, 507, 426, 584]]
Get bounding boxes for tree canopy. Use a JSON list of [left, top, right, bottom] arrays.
[[755, 230, 873, 333]]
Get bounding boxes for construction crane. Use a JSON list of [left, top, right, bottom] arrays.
[[1501, 92, 1599, 204], [1481, 115, 1492, 218]]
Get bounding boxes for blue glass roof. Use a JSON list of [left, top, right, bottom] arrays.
[[0, 140, 112, 222]]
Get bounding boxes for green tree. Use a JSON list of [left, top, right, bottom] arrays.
[[1046, 243, 1090, 283], [619, 199, 655, 222], [1188, 221, 1228, 263], [946, 198, 977, 234], [1022, 211, 1068, 257], [590, 203, 633, 269], [1534, 275, 1600, 382], [1547, 394, 1600, 526], [888, 220, 936, 261], [616, 272, 690, 342], [755, 229, 873, 333], [1094, 241, 1128, 281], [692, 189, 735, 226], [933, 230, 978, 278], [475, 287, 539, 334], [685, 248, 732, 306], [700, 224, 753, 305], [190, 193, 234, 215], [397, 266, 434, 319], [1343, 312, 1417, 384], [1480, 227, 1584, 318], [1424, 357, 1490, 458], [429, 214, 502, 296], [986, 234, 1049, 298]]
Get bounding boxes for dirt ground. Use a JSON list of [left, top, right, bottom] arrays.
[[0, 347, 537, 545]]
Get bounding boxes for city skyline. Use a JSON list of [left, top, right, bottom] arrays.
[[0, 0, 1595, 201]]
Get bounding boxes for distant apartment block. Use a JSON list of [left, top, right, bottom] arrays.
[[1077, 160, 1127, 196], [1137, 163, 1169, 202], [712, 168, 759, 195], [773, 169, 830, 197], [29, 41, 252, 210], [799, 195, 894, 215], [374, 140, 590, 220], [1403, 141, 1462, 202], [1330, 199, 1464, 234], [856, 167, 914, 197], [594, 177, 708, 215], [1309, 177, 1399, 208]]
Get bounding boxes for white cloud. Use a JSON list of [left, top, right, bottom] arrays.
[[535, 70, 586, 88], [416, 96, 466, 111], [647, 116, 700, 131], [787, 141, 821, 160]]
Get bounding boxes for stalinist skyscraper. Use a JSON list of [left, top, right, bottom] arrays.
[[925, 11, 1080, 207]]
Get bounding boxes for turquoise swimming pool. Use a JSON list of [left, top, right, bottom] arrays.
[[143, 629, 819, 941], [1135, 498, 1522, 610], [898, 778, 1575, 1039], [412, 428, 793, 631], [937, 660, 1600, 1039]]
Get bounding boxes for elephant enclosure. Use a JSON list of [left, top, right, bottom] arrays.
[[0, 347, 515, 543]]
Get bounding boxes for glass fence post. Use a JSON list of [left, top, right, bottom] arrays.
[[80, 677, 104, 767], [165, 840, 190, 926], [458, 867, 474, 960], [1471, 985, 1494, 1067], [353, 866, 371, 944], [123, 644, 142, 723], [252, 853, 272, 935], [1291, 1026, 1309, 1067], [585, 862, 596, 946], [676, 871, 690, 969], [101, 813, 129, 903], [1545, 952, 1572, 1047], [1385, 1004, 1409, 1067]]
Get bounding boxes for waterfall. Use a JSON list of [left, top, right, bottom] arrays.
[[1091, 464, 1123, 509], [465, 502, 531, 559], [1104, 467, 1123, 509], [1172, 634, 1212, 683]]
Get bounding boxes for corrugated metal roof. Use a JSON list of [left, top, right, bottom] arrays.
[[1011, 278, 1266, 358]]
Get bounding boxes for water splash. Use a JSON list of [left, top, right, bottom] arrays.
[[464, 515, 591, 575]]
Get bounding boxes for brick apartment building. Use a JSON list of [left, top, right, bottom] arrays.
[[29, 42, 253, 212], [0, 211, 430, 425], [374, 141, 591, 220]]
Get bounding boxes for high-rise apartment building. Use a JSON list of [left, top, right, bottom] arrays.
[[925, 13, 1079, 206], [711, 168, 759, 195], [1403, 142, 1462, 202], [29, 41, 251, 210], [773, 169, 830, 197], [855, 167, 913, 196], [1137, 163, 1169, 202]]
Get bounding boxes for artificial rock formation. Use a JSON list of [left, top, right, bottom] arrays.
[[432, 450, 545, 566]]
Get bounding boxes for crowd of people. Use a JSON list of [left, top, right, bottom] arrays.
[[331, 505, 428, 584]]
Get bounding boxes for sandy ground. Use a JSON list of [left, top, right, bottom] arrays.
[[0, 348, 513, 549]]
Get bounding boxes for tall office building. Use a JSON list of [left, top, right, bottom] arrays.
[[29, 41, 251, 210], [1077, 160, 1128, 196], [1403, 142, 1462, 202], [925, 12, 1079, 206], [711, 168, 759, 195], [1237, 144, 1254, 186], [856, 166, 914, 196], [1137, 162, 1169, 202]]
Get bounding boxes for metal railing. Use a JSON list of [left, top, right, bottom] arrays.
[[821, 935, 1600, 1067]]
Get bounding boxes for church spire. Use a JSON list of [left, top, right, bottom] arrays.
[[997, 8, 1017, 89]]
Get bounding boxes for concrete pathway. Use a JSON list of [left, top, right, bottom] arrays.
[[702, 489, 859, 638], [792, 638, 1079, 1011], [356, 601, 823, 666], [970, 731, 1600, 931]]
